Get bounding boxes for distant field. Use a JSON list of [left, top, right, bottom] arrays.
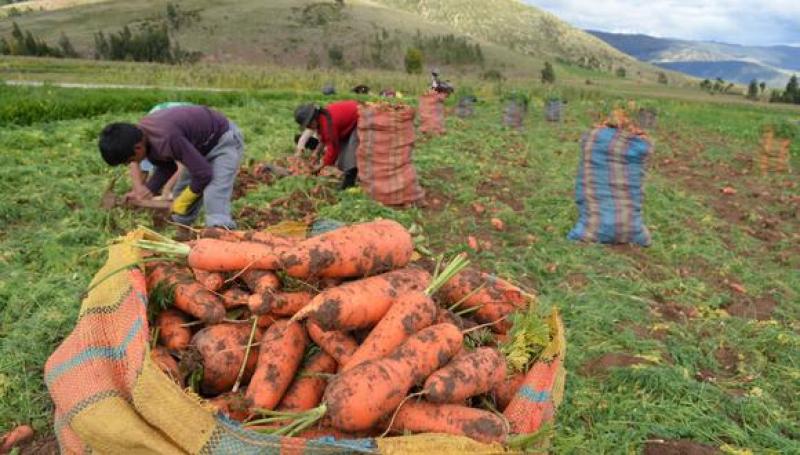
[[0, 62, 798, 452]]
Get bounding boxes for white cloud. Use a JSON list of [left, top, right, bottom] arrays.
[[524, 0, 800, 46]]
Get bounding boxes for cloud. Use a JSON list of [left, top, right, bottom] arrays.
[[524, 0, 800, 46]]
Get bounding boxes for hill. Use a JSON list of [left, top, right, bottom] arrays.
[[0, 0, 673, 82], [589, 30, 800, 87]]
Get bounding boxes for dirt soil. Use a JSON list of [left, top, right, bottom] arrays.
[[643, 439, 721, 455], [579, 353, 654, 377]]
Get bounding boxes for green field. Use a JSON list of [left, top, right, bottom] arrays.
[[1, 61, 799, 453]]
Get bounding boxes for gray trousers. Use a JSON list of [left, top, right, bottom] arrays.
[[171, 123, 244, 228], [336, 129, 358, 172]]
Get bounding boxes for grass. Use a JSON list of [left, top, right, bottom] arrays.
[[0, 75, 798, 453]]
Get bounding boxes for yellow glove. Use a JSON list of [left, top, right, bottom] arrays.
[[171, 187, 200, 215]]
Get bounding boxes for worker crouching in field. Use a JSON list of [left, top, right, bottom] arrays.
[[293, 100, 359, 190], [98, 105, 244, 228]]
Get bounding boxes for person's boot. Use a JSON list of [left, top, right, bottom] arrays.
[[339, 168, 358, 190]]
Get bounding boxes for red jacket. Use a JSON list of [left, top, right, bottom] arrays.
[[318, 100, 359, 166]]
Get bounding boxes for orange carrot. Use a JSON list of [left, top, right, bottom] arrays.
[[222, 287, 251, 310], [492, 373, 525, 411], [342, 290, 438, 371], [306, 321, 359, 366], [248, 291, 313, 316], [246, 320, 308, 410], [435, 307, 467, 329], [1, 425, 34, 453], [151, 346, 183, 386], [278, 352, 337, 411], [193, 268, 225, 292], [147, 263, 226, 324], [200, 228, 296, 247], [439, 268, 527, 311], [384, 401, 508, 444], [257, 313, 277, 329], [293, 267, 431, 331], [208, 392, 250, 422], [323, 323, 463, 431], [473, 301, 516, 334], [280, 219, 414, 279], [241, 269, 281, 294], [200, 227, 244, 242], [156, 308, 192, 351], [423, 347, 507, 403], [192, 323, 260, 395], [187, 239, 289, 272]]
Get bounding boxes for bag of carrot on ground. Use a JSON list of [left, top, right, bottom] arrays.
[[45, 224, 564, 453]]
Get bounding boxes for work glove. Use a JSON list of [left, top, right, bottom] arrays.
[[171, 187, 200, 215]]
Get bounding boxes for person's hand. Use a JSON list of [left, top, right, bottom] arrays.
[[124, 187, 153, 202], [311, 162, 325, 175]]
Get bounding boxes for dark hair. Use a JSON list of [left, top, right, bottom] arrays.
[[98, 122, 142, 166]]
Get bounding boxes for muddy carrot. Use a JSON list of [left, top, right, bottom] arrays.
[[384, 401, 507, 444], [293, 267, 431, 331], [147, 263, 226, 324], [151, 346, 183, 387], [222, 287, 251, 310], [278, 352, 338, 411], [192, 323, 260, 395], [248, 291, 313, 316], [246, 320, 308, 410], [156, 308, 192, 351], [423, 347, 507, 403], [193, 268, 225, 292], [306, 321, 359, 366], [492, 373, 526, 411], [439, 268, 528, 311], [241, 269, 281, 294]]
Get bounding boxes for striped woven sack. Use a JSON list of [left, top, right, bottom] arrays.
[[418, 91, 447, 135], [356, 102, 425, 206], [568, 126, 653, 246]]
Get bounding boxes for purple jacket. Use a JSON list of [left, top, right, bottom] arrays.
[[140, 106, 229, 194]]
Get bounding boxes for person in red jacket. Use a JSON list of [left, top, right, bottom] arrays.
[[294, 100, 359, 189]]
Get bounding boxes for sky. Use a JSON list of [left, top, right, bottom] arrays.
[[523, 0, 800, 47]]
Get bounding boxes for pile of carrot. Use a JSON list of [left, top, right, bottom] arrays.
[[138, 219, 546, 446]]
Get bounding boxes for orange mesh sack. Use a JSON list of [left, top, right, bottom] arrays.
[[356, 102, 425, 206], [418, 91, 447, 135]]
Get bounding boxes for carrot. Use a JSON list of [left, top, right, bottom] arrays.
[[200, 227, 244, 242], [151, 346, 183, 386], [241, 269, 281, 294], [439, 268, 527, 311], [423, 347, 507, 403], [293, 267, 431, 331], [187, 239, 288, 272], [246, 320, 308, 410], [248, 291, 313, 316], [306, 321, 359, 366], [200, 228, 296, 247], [473, 301, 516, 334], [147, 263, 226, 324], [280, 219, 414, 279], [435, 307, 467, 329], [257, 313, 277, 329], [208, 392, 250, 422], [222, 287, 251, 310], [192, 323, 260, 395], [278, 352, 337, 411], [1, 425, 34, 453], [342, 290, 438, 371], [193, 268, 225, 292], [156, 308, 192, 351], [323, 323, 463, 431], [384, 401, 507, 444], [492, 373, 525, 411]]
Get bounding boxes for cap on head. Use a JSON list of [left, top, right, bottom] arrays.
[[294, 104, 318, 128]]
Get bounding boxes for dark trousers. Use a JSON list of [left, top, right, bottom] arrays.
[[340, 168, 358, 190]]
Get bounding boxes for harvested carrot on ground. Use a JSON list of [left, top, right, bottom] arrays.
[[492, 373, 526, 411], [280, 219, 414, 279], [473, 301, 516, 333], [323, 323, 463, 431], [249, 291, 313, 316], [257, 313, 277, 328], [423, 347, 507, 403], [151, 346, 183, 386], [246, 320, 307, 410], [208, 392, 250, 422], [384, 401, 508, 444], [0, 425, 34, 453], [293, 267, 431, 331], [306, 321, 359, 366], [147, 263, 226, 324], [156, 308, 192, 351], [278, 352, 337, 411], [439, 268, 528, 311], [193, 269, 225, 292], [222, 287, 251, 309], [241, 269, 281, 294], [192, 323, 260, 395]]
